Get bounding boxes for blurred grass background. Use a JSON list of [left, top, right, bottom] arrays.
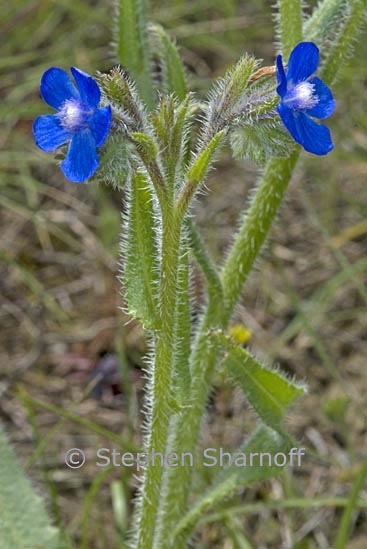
[[1, 0, 366, 548]]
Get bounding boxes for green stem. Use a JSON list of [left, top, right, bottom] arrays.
[[135, 207, 183, 549], [116, 0, 154, 109], [221, 152, 299, 321], [185, 218, 223, 303], [335, 455, 367, 549], [155, 221, 223, 548], [277, 0, 303, 58], [304, 0, 348, 46], [158, 153, 300, 548], [172, 229, 192, 403], [320, 0, 367, 85]]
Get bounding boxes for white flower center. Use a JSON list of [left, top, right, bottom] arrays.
[[58, 100, 93, 131], [283, 82, 319, 110]]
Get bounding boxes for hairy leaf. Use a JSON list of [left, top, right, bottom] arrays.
[[213, 332, 306, 431], [149, 24, 187, 101], [97, 67, 146, 131], [186, 131, 225, 186], [230, 120, 295, 166], [131, 132, 158, 162], [151, 95, 193, 191], [0, 424, 64, 549], [123, 172, 159, 328], [92, 135, 133, 189], [204, 55, 258, 139]]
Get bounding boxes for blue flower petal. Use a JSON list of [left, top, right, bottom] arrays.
[[70, 67, 101, 107], [61, 129, 99, 182], [278, 103, 334, 155], [89, 106, 112, 146], [286, 42, 320, 84], [40, 68, 79, 110], [276, 55, 287, 97], [306, 77, 335, 119], [33, 114, 71, 152]]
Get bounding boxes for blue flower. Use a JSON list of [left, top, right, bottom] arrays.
[[33, 67, 112, 182], [276, 42, 335, 155]]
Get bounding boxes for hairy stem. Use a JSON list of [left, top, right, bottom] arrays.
[[134, 206, 182, 548], [320, 0, 367, 85], [277, 0, 303, 58], [221, 153, 299, 321], [185, 218, 223, 302], [157, 153, 300, 547]]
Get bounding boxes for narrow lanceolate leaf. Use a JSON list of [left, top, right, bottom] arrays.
[[0, 425, 63, 549], [124, 172, 159, 328], [174, 425, 293, 543], [115, 0, 154, 108], [151, 95, 193, 192], [149, 24, 187, 101], [213, 332, 306, 431], [98, 68, 146, 131], [177, 130, 226, 217], [186, 131, 225, 186]]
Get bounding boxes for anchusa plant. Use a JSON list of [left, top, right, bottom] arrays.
[[31, 0, 366, 547]]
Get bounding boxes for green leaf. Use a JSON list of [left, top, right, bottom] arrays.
[[230, 120, 296, 166], [131, 132, 158, 162], [92, 135, 133, 189], [123, 172, 159, 328], [149, 24, 187, 101], [186, 130, 225, 186], [213, 332, 306, 431], [97, 67, 146, 131], [114, 0, 154, 108], [204, 55, 258, 139], [151, 95, 193, 192], [0, 424, 64, 549], [174, 425, 293, 542]]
